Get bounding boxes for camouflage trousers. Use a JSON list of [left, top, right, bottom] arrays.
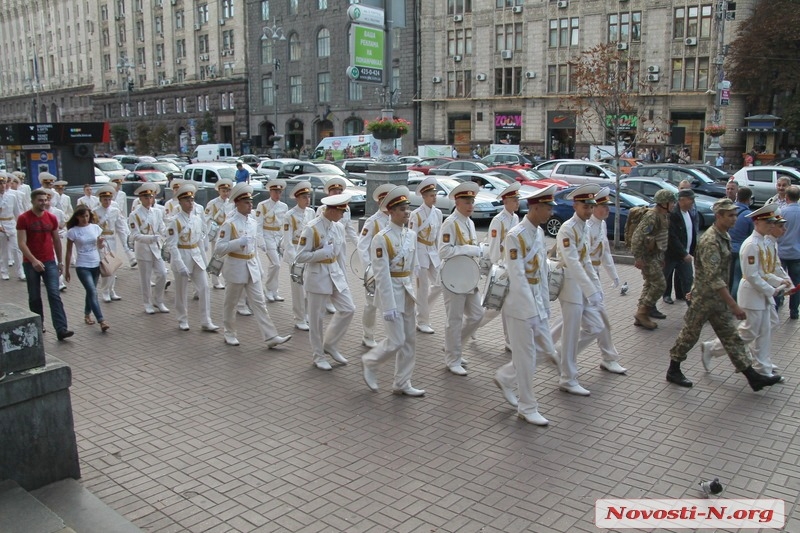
[[668, 292, 750, 371], [637, 258, 666, 308]]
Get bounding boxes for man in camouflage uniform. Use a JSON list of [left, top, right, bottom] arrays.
[[630, 189, 674, 329], [666, 198, 784, 392]]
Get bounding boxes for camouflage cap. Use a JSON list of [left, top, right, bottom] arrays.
[[654, 189, 676, 205], [712, 198, 738, 213]]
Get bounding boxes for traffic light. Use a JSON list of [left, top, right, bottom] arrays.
[[128, 80, 134, 92]]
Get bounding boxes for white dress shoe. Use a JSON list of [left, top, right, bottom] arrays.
[[144, 305, 156, 315], [315, 359, 332, 371], [266, 335, 291, 348], [701, 341, 712, 372], [493, 378, 519, 408], [0, 274, 9, 280], [325, 304, 336, 314], [59, 284, 67, 291], [178, 321, 190, 331], [129, 259, 138, 268], [392, 386, 425, 397], [599, 361, 627, 374], [448, 365, 468, 376], [460, 358, 469, 367], [324, 347, 348, 364], [266, 293, 275, 302], [213, 283, 226, 289], [295, 322, 310, 331], [518, 411, 549, 426], [559, 383, 591, 396], [110, 293, 122, 301], [362, 361, 378, 391], [361, 337, 377, 348], [201, 323, 220, 332], [156, 303, 170, 313], [102, 295, 112, 303], [416, 324, 435, 334], [224, 333, 240, 346], [273, 294, 285, 302], [237, 306, 253, 316]]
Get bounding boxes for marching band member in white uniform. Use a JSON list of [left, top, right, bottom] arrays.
[[109, 176, 136, 266], [165, 183, 219, 332], [494, 185, 558, 425], [316, 177, 359, 314], [128, 183, 170, 314], [283, 181, 316, 331], [438, 181, 485, 376], [8, 173, 32, 211], [362, 186, 425, 396], [296, 193, 355, 370], [0, 174, 24, 280], [53, 181, 74, 218], [39, 173, 61, 212], [163, 179, 187, 222], [551, 187, 627, 375], [356, 183, 395, 347], [553, 184, 604, 396], [76, 183, 100, 211], [255, 180, 288, 302], [93, 185, 128, 302], [205, 179, 234, 289], [214, 183, 292, 349], [408, 177, 442, 334]]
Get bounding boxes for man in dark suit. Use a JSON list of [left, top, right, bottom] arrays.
[[663, 189, 698, 305]]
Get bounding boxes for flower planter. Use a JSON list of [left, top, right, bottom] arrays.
[[371, 131, 403, 140]]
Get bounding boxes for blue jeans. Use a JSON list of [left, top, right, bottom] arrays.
[[781, 258, 800, 316], [23, 260, 69, 333], [76, 266, 104, 322]]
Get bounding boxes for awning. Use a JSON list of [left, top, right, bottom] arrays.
[[733, 127, 788, 133]]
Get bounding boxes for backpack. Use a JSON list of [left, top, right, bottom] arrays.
[[624, 206, 650, 247]]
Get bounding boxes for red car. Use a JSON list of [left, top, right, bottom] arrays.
[[484, 165, 569, 189], [408, 157, 454, 175]]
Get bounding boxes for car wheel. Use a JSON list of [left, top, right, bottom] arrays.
[[545, 216, 563, 238]]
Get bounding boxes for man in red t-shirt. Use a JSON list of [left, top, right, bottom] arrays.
[[17, 188, 73, 340]]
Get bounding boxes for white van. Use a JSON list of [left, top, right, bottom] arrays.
[[190, 143, 234, 163], [312, 135, 378, 160]]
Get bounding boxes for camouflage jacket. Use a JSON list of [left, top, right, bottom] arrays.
[[631, 208, 668, 261], [693, 224, 731, 297]]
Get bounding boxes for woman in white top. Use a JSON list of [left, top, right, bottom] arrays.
[[65, 205, 109, 332]]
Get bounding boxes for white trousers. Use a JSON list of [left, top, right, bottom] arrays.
[[174, 261, 213, 326], [556, 300, 604, 388], [551, 310, 619, 364], [307, 289, 355, 364], [442, 288, 485, 367], [415, 263, 441, 327], [363, 291, 416, 389], [708, 306, 776, 375], [476, 308, 510, 347], [362, 290, 378, 343], [290, 277, 307, 323], [138, 255, 167, 307], [263, 239, 282, 295], [0, 228, 23, 277], [222, 280, 278, 341], [496, 315, 553, 416], [98, 235, 123, 298]]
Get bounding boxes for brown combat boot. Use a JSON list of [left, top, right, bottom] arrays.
[[634, 306, 658, 330]]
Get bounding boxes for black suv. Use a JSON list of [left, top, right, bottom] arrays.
[[628, 163, 726, 198]]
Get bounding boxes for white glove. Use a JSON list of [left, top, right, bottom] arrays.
[[612, 277, 620, 289], [527, 315, 544, 328], [383, 309, 399, 322], [140, 234, 158, 244], [234, 236, 249, 248], [258, 239, 267, 252], [321, 242, 334, 256], [587, 291, 603, 307], [177, 264, 190, 276]]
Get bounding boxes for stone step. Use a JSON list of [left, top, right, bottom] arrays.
[[32, 478, 142, 533], [0, 479, 66, 533]]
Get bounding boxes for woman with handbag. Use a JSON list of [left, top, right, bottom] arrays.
[[64, 205, 110, 332]]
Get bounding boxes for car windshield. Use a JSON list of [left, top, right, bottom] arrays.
[[215, 167, 237, 180], [315, 164, 346, 177], [484, 172, 515, 185], [140, 171, 168, 182], [320, 175, 358, 188], [691, 166, 727, 181], [96, 160, 124, 171], [617, 190, 651, 206]]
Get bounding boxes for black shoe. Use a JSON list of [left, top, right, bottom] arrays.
[[663, 296, 675, 304], [56, 329, 74, 341], [649, 307, 667, 319], [666, 360, 692, 387], [743, 366, 784, 391], [790, 312, 798, 320], [165, 280, 172, 290]]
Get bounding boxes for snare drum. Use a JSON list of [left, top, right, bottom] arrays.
[[481, 264, 509, 310], [206, 255, 224, 277], [160, 246, 171, 263], [290, 261, 305, 285], [440, 256, 480, 294], [547, 258, 564, 301], [207, 222, 220, 241], [126, 233, 136, 250], [478, 242, 492, 276], [363, 264, 376, 297]]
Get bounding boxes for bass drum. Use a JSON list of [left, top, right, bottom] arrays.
[[547, 258, 564, 301], [349, 249, 365, 278], [290, 261, 306, 285], [440, 256, 480, 294], [206, 255, 224, 277], [363, 264, 376, 297], [481, 264, 509, 310]]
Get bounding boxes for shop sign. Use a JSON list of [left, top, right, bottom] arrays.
[[495, 114, 522, 129]]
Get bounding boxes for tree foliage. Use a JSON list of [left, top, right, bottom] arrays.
[[135, 123, 151, 154], [110, 125, 128, 152], [149, 124, 174, 153], [727, 0, 800, 131]]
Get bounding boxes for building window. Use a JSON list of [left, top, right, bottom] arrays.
[[175, 10, 183, 29], [289, 33, 301, 61], [674, 5, 712, 40], [392, 67, 400, 93], [448, 70, 472, 98], [673, 56, 709, 91], [198, 35, 209, 54], [222, 30, 234, 51], [609, 12, 642, 43], [176, 39, 186, 58], [495, 0, 523, 7], [317, 28, 330, 58], [290, 75, 302, 104], [447, 0, 472, 15], [699, 5, 712, 38], [494, 67, 521, 96], [221, 0, 234, 19], [221, 93, 228, 110], [549, 18, 579, 48], [289, 0, 298, 15], [261, 0, 269, 21], [198, 4, 209, 23], [671, 58, 683, 90], [547, 64, 573, 93], [496, 23, 523, 51], [261, 39, 273, 64], [229, 92, 234, 109], [318, 0, 327, 8], [448, 29, 473, 56], [318, 72, 331, 103], [344, 117, 362, 135], [349, 80, 362, 101]]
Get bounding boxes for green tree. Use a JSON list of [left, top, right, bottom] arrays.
[[111, 124, 129, 152], [135, 124, 152, 154], [201, 112, 216, 143], [149, 124, 171, 153]]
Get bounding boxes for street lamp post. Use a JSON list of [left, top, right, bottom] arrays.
[[117, 58, 135, 151], [261, 19, 286, 158]]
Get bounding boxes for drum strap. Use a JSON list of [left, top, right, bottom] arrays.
[[573, 228, 587, 262], [414, 208, 437, 242], [454, 221, 474, 245]]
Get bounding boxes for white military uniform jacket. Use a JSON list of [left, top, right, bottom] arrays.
[[255, 198, 288, 248], [502, 217, 550, 320], [371, 222, 417, 312], [43, 188, 61, 210], [315, 204, 358, 245], [438, 211, 481, 292], [555, 214, 600, 304], [215, 212, 262, 284], [0, 190, 22, 231], [357, 210, 390, 268], [93, 204, 128, 246], [738, 231, 789, 310], [166, 210, 208, 271], [128, 205, 166, 260], [77, 195, 99, 211], [115, 190, 128, 217], [295, 216, 348, 295], [408, 204, 442, 269], [58, 194, 74, 218], [586, 214, 618, 283], [204, 196, 234, 231], [282, 205, 315, 265], [487, 209, 519, 264]]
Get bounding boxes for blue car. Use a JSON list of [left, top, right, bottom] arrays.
[[544, 186, 652, 238]]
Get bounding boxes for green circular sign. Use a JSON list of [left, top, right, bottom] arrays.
[[353, 7, 361, 19], [349, 67, 360, 79]]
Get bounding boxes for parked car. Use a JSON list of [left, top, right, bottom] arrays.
[[134, 161, 182, 175], [547, 161, 616, 185], [276, 161, 349, 180], [731, 166, 800, 205], [278, 174, 367, 215], [618, 177, 715, 228], [686, 164, 732, 183], [333, 158, 374, 174], [452, 171, 540, 215], [182, 162, 264, 190], [407, 157, 454, 175], [114, 154, 156, 170], [428, 160, 488, 176], [483, 166, 570, 189], [599, 157, 642, 175], [238, 154, 263, 166], [397, 156, 423, 167], [407, 175, 501, 220], [545, 186, 652, 238], [157, 156, 190, 169], [533, 159, 580, 177], [124, 170, 169, 184], [628, 163, 726, 198], [774, 157, 800, 171], [479, 153, 532, 167], [256, 158, 302, 179], [94, 157, 129, 180], [93, 167, 110, 183]]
